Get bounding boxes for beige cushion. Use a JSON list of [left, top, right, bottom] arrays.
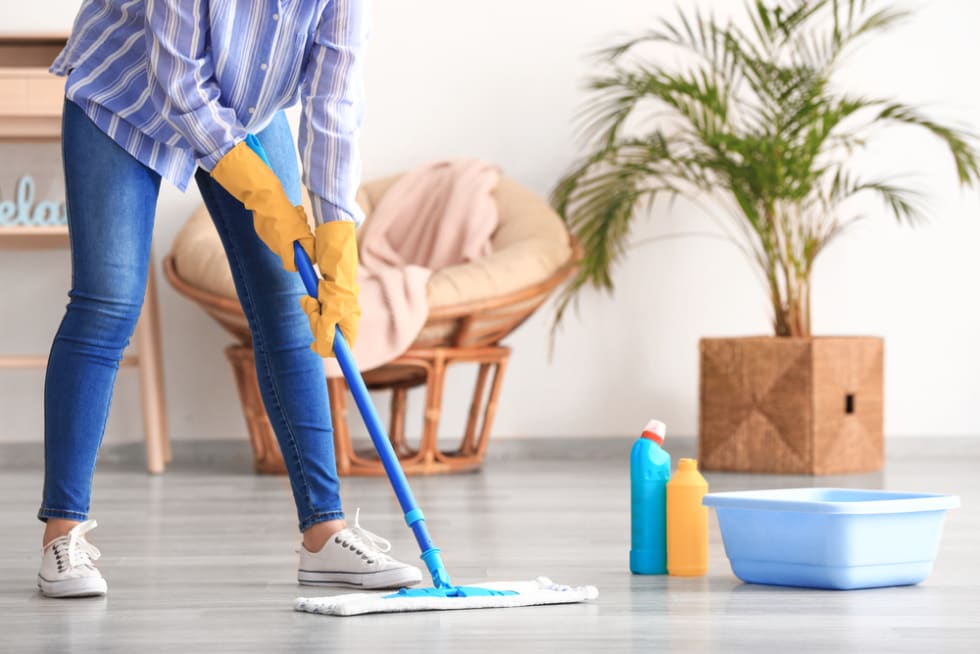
[[170, 173, 572, 326]]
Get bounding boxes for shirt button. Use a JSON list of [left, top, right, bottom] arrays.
[[248, 107, 256, 114], [273, 13, 280, 20], [260, 63, 268, 71]]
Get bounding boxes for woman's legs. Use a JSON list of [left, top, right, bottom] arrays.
[[39, 99, 161, 542], [194, 113, 345, 544]]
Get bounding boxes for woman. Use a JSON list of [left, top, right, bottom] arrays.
[[36, 0, 421, 598]]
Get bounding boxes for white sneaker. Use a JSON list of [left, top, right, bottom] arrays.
[[298, 511, 423, 590], [37, 519, 107, 598]]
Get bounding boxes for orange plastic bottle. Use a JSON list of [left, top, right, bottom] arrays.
[[666, 458, 709, 576]]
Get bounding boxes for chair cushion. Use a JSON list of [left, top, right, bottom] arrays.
[[169, 173, 572, 328]]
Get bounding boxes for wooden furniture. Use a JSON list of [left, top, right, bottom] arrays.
[[168, 252, 578, 476], [165, 174, 579, 475], [0, 34, 171, 473]]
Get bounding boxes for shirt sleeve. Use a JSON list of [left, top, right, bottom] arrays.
[[144, 0, 247, 171], [298, 0, 370, 226]]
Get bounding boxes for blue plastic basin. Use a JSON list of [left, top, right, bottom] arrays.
[[702, 488, 960, 590]]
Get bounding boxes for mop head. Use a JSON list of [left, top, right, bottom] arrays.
[[295, 577, 599, 616]]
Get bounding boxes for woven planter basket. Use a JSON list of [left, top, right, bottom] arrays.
[[698, 336, 884, 475]]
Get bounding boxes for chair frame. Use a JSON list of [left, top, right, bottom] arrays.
[[163, 241, 579, 475]]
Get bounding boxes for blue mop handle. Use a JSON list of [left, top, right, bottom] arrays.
[[245, 134, 452, 588], [293, 243, 452, 589], [244, 135, 451, 588]]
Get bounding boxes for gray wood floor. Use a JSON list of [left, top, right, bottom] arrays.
[[0, 437, 976, 653]]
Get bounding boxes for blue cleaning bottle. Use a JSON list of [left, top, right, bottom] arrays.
[[630, 419, 671, 574]]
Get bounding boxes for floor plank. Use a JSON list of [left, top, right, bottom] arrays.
[[0, 437, 975, 653]]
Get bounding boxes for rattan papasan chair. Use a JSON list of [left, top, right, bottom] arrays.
[[165, 171, 578, 476]]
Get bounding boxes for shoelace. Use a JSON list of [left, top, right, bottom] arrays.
[[340, 509, 393, 565], [53, 520, 101, 571]]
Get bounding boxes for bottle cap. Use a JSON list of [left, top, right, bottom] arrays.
[[678, 458, 698, 471], [641, 419, 666, 445]]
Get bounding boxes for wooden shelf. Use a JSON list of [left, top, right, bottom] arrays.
[[0, 35, 70, 238], [0, 116, 61, 140], [0, 33, 69, 45], [0, 225, 69, 249], [0, 34, 67, 140], [0, 34, 171, 474], [0, 34, 67, 68], [0, 354, 138, 370]]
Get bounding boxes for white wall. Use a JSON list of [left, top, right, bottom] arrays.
[[1, 0, 978, 446]]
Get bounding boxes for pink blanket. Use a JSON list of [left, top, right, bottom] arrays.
[[326, 159, 500, 377]]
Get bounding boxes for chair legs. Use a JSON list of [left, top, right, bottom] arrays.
[[389, 387, 412, 456], [225, 344, 511, 476], [460, 359, 508, 459], [328, 345, 512, 475]]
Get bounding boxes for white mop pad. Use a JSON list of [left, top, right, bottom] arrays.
[[295, 577, 599, 616]]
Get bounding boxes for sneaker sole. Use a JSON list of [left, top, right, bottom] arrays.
[[37, 574, 107, 598], [298, 568, 423, 590]]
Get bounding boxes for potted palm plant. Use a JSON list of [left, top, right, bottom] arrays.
[[552, 1, 980, 473]]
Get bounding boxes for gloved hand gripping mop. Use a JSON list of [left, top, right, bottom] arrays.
[[210, 139, 315, 272], [212, 136, 360, 356], [242, 138, 597, 616]]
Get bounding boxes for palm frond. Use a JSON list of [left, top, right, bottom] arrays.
[[874, 102, 980, 184], [552, 1, 980, 336], [827, 168, 927, 224]]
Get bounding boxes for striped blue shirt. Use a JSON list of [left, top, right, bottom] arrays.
[[52, 0, 369, 225]]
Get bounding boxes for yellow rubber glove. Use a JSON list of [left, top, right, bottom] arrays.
[[210, 141, 315, 272], [299, 222, 361, 357]]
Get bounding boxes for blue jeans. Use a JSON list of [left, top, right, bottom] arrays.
[[39, 99, 344, 531]]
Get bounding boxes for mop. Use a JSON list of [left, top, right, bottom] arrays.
[[243, 137, 598, 616]]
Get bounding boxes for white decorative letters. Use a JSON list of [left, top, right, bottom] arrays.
[[0, 176, 68, 226]]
